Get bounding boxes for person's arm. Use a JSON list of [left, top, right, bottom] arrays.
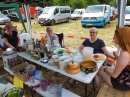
[[102, 47, 118, 59], [55, 37, 59, 43], [3, 37, 14, 49], [78, 45, 84, 51], [17, 34, 21, 47], [104, 51, 129, 78]]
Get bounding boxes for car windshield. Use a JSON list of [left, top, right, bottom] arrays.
[[73, 11, 80, 14], [125, 7, 130, 14], [42, 8, 54, 14], [0, 14, 6, 18], [85, 6, 104, 13]]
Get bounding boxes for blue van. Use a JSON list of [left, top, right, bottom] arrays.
[[81, 4, 111, 27]]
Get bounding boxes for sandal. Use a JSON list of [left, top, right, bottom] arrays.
[[64, 82, 72, 89], [73, 80, 79, 87]]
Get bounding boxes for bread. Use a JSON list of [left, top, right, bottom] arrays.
[[66, 61, 80, 74]]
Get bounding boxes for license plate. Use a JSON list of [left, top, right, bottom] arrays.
[[86, 24, 92, 26]]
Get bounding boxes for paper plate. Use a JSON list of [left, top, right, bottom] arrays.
[[0, 83, 5, 94], [93, 53, 106, 60]]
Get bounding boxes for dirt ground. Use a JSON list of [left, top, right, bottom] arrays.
[[0, 57, 97, 97]]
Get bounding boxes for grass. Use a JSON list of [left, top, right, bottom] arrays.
[[1, 19, 117, 47]]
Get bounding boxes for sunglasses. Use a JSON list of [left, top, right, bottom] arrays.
[[89, 32, 96, 34]]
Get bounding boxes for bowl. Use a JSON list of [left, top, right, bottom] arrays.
[[3, 87, 24, 97], [80, 60, 97, 74], [25, 65, 36, 74]]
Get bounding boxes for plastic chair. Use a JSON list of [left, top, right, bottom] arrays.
[[55, 33, 64, 47]]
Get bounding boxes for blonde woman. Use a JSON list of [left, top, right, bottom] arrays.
[[2, 23, 21, 49], [95, 27, 130, 91]]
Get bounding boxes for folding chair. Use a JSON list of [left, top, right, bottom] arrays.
[[55, 33, 64, 47]]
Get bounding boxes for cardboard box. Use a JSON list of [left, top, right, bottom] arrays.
[[12, 62, 34, 82], [2, 53, 17, 68]]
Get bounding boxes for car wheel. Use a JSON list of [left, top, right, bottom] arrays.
[[50, 20, 55, 26], [101, 21, 105, 28], [82, 25, 86, 28], [66, 18, 69, 23]]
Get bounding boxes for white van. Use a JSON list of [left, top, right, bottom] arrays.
[[71, 9, 85, 20], [38, 6, 71, 26]]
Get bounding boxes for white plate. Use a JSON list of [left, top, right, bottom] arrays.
[[0, 83, 5, 94], [53, 48, 66, 55], [93, 53, 106, 60]]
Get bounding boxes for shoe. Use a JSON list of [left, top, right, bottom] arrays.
[[64, 80, 79, 89], [64, 82, 71, 89]]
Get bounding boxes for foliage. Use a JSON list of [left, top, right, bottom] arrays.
[[30, 0, 130, 9]]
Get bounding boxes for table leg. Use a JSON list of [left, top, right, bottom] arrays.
[[85, 84, 87, 97]]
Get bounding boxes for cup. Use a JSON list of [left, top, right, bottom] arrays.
[[40, 78, 48, 91], [58, 59, 66, 70], [30, 52, 34, 58], [54, 58, 59, 68], [52, 55, 59, 60]]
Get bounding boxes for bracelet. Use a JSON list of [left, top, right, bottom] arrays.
[[104, 67, 107, 72]]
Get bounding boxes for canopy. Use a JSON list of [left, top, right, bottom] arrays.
[[0, 3, 27, 33]]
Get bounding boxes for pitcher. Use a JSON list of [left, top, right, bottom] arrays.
[[83, 47, 93, 61]]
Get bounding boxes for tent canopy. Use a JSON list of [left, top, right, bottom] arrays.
[[0, 3, 27, 33], [0, 0, 41, 4]]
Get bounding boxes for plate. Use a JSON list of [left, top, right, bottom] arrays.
[[93, 53, 106, 60], [53, 48, 66, 56], [0, 83, 5, 94]]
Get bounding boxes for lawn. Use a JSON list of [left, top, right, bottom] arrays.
[[1, 19, 117, 47]]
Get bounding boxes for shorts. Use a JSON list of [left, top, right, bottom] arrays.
[[111, 77, 130, 91]]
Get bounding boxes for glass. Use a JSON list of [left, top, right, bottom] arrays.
[[40, 50, 44, 58], [89, 32, 96, 34], [30, 52, 34, 58], [40, 78, 47, 91], [46, 51, 52, 59], [54, 58, 59, 68]]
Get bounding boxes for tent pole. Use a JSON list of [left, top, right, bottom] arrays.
[[117, 0, 127, 28], [23, 4, 33, 40]]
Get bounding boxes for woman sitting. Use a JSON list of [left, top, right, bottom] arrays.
[[41, 26, 60, 46], [95, 27, 130, 91], [2, 23, 21, 50]]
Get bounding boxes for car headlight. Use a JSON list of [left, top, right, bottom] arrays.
[[96, 17, 102, 20]]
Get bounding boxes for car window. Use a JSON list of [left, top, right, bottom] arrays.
[[0, 14, 6, 18], [42, 8, 54, 14], [125, 7, 130, 14], [85, 6, 104, 13], [73, 11, 80, 14]]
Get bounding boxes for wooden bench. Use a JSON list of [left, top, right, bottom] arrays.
[[97, 81, 130, 97]]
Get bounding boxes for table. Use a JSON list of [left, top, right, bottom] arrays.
[[4, 66, 80, 97], [17, 52, 106, 97], [18, 52, 105, 84]]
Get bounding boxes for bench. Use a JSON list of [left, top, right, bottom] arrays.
[[97, 81, 130, 97]]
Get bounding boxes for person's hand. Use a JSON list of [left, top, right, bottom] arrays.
[[113, 51, 118, 59], [100, 66, 107, 71]]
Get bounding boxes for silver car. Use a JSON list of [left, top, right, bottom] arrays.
[[124, 6, 130, 26], [0, 14, 10, 24]]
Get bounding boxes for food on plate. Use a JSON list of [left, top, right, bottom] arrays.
[[5, 90, 20, 97], [57, 50, 64, 54], [93, 54, 105, 59], [66, 61, 80, 74], [66, 49, 71, 54]]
